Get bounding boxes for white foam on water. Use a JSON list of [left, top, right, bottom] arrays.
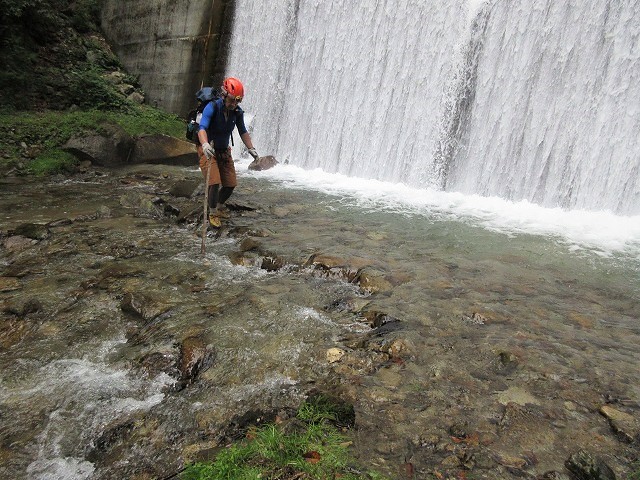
[[239, 159, 640, 260], [26, 457, 95, 480], [1, 340, 175, 480]]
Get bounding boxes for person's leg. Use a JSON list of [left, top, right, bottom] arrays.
[[208, 185, 220, 210], [198, 147, 223, 227], [218, 186, 235, 205], [216, 148, 238, 217]]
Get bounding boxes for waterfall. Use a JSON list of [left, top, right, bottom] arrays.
[[227, 0, 640, 216]]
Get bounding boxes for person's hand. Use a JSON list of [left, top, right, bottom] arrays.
[[248, 148, 258, 160], [202, 142, 215, 159]]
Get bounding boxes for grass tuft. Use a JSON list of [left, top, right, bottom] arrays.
[[181, 396, 384, 480]]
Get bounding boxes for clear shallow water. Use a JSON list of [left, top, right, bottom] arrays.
[[1, 165, 639, 478]]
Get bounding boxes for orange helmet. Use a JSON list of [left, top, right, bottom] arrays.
[[222, 77, 244, 100]]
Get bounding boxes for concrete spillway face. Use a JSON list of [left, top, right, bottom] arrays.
[[100, 0, 236, 117], [227, 0, 640, 215]]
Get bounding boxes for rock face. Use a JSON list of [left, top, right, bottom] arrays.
[[62, 124, 134, 167], [100, 0, 236, 116], [63, 130, 198, 167], [131, 134, 197, 166]]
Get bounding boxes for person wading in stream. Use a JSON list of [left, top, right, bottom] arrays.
[[197, 77, 259, 228]]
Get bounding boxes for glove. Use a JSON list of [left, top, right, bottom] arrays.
[[248, 148, 258, 160], [202, 142, 215, 159]]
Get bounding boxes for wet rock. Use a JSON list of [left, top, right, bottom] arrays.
[[47, 218, 74, 228], [326, 347, 345, 363], [182, 440, 220, 464], [449, 421, 470, 438], [362, 310, 401, 329], [356, 267, 393, 294], [441, 454, 461, 468], [176, 205, 201, 224], [305, 253, 371, 282], [228, 251, 259, 267], [331, 350, 389, 376], [494, 351, 518, 375], [13, 223, 50, 240], [539, 472, 571, 480], [86, 417, 136, 463], [369, 318, 404, 338], [261, 256, 286, 271], [240, 237, 261, 252], [248, 155, 278, 171], [62, 123, 134, 167], [168, 179, 200, 198], [162, 202, 180, 217], [0, 317, 32, 348], [178, 336, 216, 388], [0, 277, 21, 292], [225, 200, 258, 212], [493, 451, 528, 469], [3, 235, 36, 253], [325, 296, 370, 314], [138, 351, 179, 381], [565, 450, 616, 480], [599, 405, 640, 443], [3, 297, 42, 315], [121, 192, 166, 219], [461, 311, 488, 325], [497, 387, 540, 406], [131, 134, 196, 166], [120, 292, 171, 322]]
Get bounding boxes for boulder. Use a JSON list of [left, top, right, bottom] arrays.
[[130, 134, 197, 166], [62, 123, 134, 167], [248, 155, 278, 171], [127, 92, 145, 104]]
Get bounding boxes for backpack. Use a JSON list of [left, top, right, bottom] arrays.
[[186, 87, 220, 143]]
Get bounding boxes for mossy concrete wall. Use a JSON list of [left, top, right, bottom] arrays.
[[100, 0, 235, 116]]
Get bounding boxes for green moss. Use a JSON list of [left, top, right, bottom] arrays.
[[27, 149, 78, 176]]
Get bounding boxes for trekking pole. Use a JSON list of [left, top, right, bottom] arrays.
[[201, 160, 212, 255]]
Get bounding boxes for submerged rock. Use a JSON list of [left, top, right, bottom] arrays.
[[565, 450, 616, 480], [599, 405, 640, 443], [13, 223, 50, 240]]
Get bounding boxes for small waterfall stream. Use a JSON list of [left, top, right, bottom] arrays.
[[227, 0, 640, 215]]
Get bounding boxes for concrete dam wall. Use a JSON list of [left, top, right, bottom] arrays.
[[100, 0, 235, 116]]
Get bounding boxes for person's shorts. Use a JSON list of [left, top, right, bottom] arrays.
[[198, 146, 237, 187]]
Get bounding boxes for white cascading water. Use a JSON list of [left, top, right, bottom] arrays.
[[227, 0, 640, 216]]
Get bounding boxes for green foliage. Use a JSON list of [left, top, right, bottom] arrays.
[[27, 149, 78, 175], [181, 398, 384, 480], [0, 0, 117, 110], [0, 106, 184, 174], [68, 67, 129, 110]]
